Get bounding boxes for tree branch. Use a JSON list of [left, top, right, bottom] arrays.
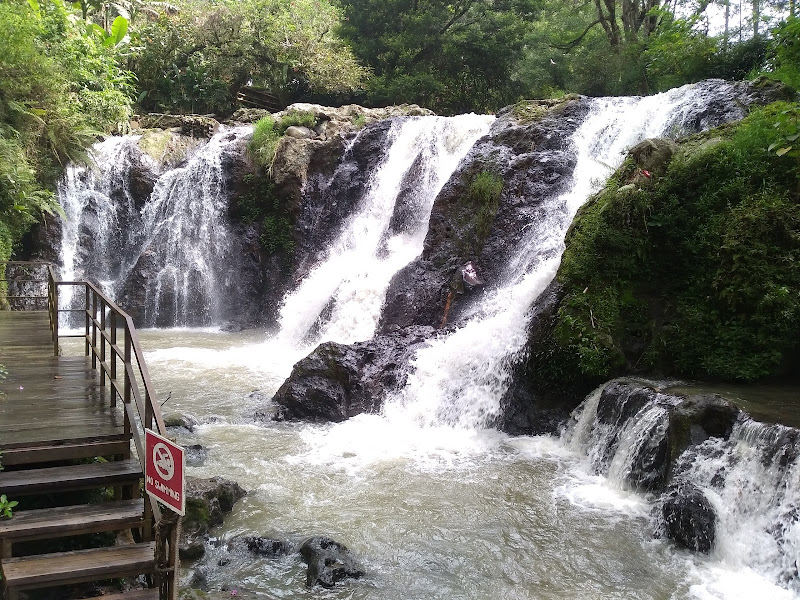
[[550, 19, 602, 51]]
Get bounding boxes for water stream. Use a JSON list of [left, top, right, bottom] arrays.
[[54, 83, 800, 599]]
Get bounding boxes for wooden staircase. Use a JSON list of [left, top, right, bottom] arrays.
[[1, 262, 180, 600]]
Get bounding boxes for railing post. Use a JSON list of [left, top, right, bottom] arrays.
[[50, 271, 59, 356], [84, 284, 91, 357], [100, 296, 107, 386], [91, 288, 98, 369], [111, 312, 117, 406]]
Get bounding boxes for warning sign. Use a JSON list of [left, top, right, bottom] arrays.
[[145, 429, 185, 515]]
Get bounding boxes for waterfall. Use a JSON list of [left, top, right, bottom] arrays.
[[564, 382, 800, 595], [382, 81, 743, 430], [678, 420, 800, 593], [57, 126, 250, 326], [276, 114, 494, 346]]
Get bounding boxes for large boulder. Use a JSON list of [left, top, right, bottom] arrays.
[[181, 476, 247, 561], [380, 96, 590, 331], [661, 481, 716, 553], [575, 381, 742, 493], [271, 326, 434, 422], [299, 536, 365, 588]]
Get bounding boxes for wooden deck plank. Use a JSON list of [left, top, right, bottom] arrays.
[[0, 459, 142, 496], [1, 542, 156, 589], [0, 311, 129, 456], [0, 499, 144, 542]]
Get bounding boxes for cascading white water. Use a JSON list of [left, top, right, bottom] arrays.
[[138, 126, 250, 326], [675, 420, 800, 593], [57, 126, 250, 326], [381, 83, 735, 431], [58, 135, 149, 293], [564, 383, 800, 596], [276, 114, 494, 347]]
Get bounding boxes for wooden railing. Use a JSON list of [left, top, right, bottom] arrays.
[[1, 260, 180, 599]]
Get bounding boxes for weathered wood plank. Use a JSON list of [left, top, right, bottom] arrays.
[[1, 542, 156, 589], [0, 459, 142, 496], [0, 439, 130, 465], [0, 499, 144, 542]]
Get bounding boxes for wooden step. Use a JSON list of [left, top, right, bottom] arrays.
[[0, 459, 142, 497], [0, 499, 145, 546], [0, 438, 130, 466], [87, 588, 160, 600], [0, 542, 157, 591]]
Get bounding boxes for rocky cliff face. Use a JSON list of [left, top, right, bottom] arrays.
[[379, 97, 589, 331]]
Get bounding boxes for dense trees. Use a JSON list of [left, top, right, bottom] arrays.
[[336, 0, 541, 113], [0, 0, 797, 263], [132, 0, 369, 114]]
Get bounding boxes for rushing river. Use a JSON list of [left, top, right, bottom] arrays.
[[130, 329, 795, 600]]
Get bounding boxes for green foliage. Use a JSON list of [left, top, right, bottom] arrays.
[[248, 110, 316, 168], [768, 17, 800, 89], [248, 116, 280, 168], [337, 0, 540, 114], [0, 494, 18, 519], [0, 0, 133, 262], [547, 102, 800, 385], [453, 170, 503, 258], [235, 172, 295, 257], [131, 0, 368, 115]]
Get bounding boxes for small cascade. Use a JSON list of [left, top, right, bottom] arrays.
[[565, 381, 800, 594], [58, 135, 150, 293], [382, 81, 745, 431], [673, 420, 800, 592], [276, 114, 493, 346], [57, 127, 250, 327]]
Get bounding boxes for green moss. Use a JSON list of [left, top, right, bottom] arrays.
[[455, 170, 503, 260], [184, 498, 210, 530], [235, 172, 295, 258], [511, 95, 580, 124], [247, 110, 317, 168], [540, 101, 800, 387]]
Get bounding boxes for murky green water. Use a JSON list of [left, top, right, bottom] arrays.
[[664, 381, 800, 429], [124, 329, 797, 600]]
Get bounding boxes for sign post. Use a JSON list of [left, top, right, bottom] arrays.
[[145, 429, 185, 515]]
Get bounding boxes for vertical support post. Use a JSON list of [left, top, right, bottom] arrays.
[[100, 296, 107, 386], [91, 289, 98, 369], [124, 327, 132, 409], [111, 311, 117, 407], [84, 284, 90, 357]]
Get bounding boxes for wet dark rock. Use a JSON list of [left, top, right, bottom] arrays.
[[299, 536, 365, 588], [185, 444, 208, 467], [380, 97, 590, 331], [137, 113, 220, 138], [244, 536, 292, 557], [661, 481, 716, 553], [164, 413, 199, 432], [271, 326, 434, 422], [181, 477, 247, 561], [667, 394, 741, 470]]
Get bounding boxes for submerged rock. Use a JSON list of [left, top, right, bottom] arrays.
[[270, 325, 434, 422], [299, 536, 365, 588], [244, 536, 292, 558], [661, 481, 716, 553]]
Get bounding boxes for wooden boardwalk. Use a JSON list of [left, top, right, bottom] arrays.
[[0, 312, 126, 466]]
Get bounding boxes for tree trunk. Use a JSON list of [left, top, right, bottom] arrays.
[[724, 0, 730, 50], [752, 0, 760, 37]]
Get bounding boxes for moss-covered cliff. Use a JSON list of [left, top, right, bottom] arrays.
[[525, 102, 800, 401]]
